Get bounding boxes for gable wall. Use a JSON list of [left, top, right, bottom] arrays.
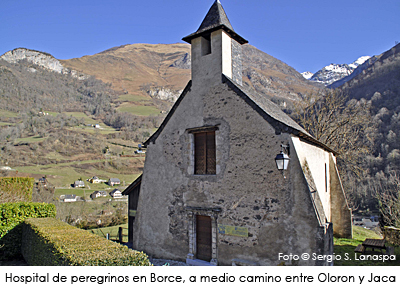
[[132, 81, 328, 265], [291, 137, 332, 222]]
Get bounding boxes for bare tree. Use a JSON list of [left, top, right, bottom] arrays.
[[292, 89, 375, 177], [373, 171, 400, 228]]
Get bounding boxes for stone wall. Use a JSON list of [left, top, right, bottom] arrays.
[[132, 80, 331, 265]]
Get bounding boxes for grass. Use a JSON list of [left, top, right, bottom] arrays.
[[15, 161, 140, 189], [0, 122, 13, 126], [116, 103, 160, 116], [117, 94, 150, 102], [14, 135, 48, 144], [333, 226, 400, 266], [89, 223, 129, 243], [0, 109, 19, 118]]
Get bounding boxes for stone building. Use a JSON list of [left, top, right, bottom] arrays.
[[123, 0, 352, 266]]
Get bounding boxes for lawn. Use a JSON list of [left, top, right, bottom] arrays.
[[117, 94, 151, 102], [0, 109, 19, 118], [89, 223, 129, 243], [14, 135, 48, 144], [333, 226, 400, 266], [116, 103, 160, 116]]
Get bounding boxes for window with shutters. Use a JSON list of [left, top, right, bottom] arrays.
[[194, 131, 216, 175]]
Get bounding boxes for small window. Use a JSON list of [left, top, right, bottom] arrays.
[[194, 131, 216, 175], [201, 35, 211, 56], [325, 163, 328, 192]]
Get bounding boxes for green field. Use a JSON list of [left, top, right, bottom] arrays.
[[117, 103, 160, 116], [89, 223, 129, 243], [14, 160, 141, 189], [14, 135, 48, 144], [117, 94, 151, 102], [333, 226, 400, 266], [0, 109, 19, 118]]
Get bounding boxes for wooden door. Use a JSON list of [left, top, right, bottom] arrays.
[[196, 215, 212, 261]]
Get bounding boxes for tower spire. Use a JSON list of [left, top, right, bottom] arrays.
[[182, 1, 247, 45]]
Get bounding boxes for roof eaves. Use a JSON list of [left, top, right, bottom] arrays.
[[122, 174, 142, 196], [182, 24, 248, 45]]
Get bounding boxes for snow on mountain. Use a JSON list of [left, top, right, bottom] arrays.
[[349, 56, 371, 69], [303, 56, 370, 86], [301, 71, 313, 80]]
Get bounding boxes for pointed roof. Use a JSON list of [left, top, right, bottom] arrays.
[[143, 77, 337, 155], [182, 1, 247, 45]]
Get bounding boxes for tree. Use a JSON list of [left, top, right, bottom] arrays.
[[291, 89, 377, 211], [372, 171, 400, 228], [292, 89, 375, 177]]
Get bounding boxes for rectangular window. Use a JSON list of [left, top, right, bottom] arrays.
[[194, 131, 216, 175], [325, 163, 328, 192], [201, 35, 211, 56]]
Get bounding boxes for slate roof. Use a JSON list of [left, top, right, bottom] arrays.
[[144, 75, 336, 154], [182, 0, 247, 45], [122, 174, 142, 196]]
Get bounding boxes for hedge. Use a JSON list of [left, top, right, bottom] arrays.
[[22, 217, 151, 266], [0, 177, 34, 203], [0, 202, 56, 260]]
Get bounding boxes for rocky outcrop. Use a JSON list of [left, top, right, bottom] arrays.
[[1, 48, 88, 80], [143, 85, 182, 102]]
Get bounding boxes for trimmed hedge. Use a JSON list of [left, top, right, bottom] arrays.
[[0, 177, 34, 203], [22, 217, 151, 266], [0, 202, 56, 260]]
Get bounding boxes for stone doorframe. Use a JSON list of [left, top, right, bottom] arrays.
[[186, 206, 221, 266]]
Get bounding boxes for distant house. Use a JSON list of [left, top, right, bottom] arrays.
[[74, 180, 85, 188], [88, 176, 106, 184], [39, 176, 47, 184], [90, 190, 107, 199], [109, 189, 123, 199], [108, 178, 120, 186], [60, 194, 78, 202]]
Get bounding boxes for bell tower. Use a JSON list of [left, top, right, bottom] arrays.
[[182, 0, 248, 88]]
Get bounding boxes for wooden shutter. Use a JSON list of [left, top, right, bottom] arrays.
[[194, 131, 216, 175], [206, 132, 216, 174]]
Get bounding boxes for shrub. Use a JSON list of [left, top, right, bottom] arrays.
[[0, 177, 34, 203], [0, 202, 56, 260], [22, 217, 151, 266], [384, 226, 400, 246]]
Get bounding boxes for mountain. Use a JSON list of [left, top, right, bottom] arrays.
[[301, 71, 313, 80], [0, 49, 116, 115], [304, 56, 370, 86], [60, 43, 321, 107], [340, 43, 400, 101], [1, 48, 87, 80], [339, 43, 400, 173]]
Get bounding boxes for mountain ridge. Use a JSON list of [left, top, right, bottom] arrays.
[[303, 56, 370, 86]]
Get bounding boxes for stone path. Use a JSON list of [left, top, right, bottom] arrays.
[[150, 258, 187, 266]]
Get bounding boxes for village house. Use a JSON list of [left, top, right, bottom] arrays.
[[90, 190, 107, 199], [74, 180, 85, 188], [88, 176, 106, 184], [109, 188, 123, 199], [60, 194, 78, 203], [124, 1, 352, 266], [108, 178, 120, 186]]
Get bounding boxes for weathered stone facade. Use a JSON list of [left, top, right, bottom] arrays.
[[126, 1, 351, 266]]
